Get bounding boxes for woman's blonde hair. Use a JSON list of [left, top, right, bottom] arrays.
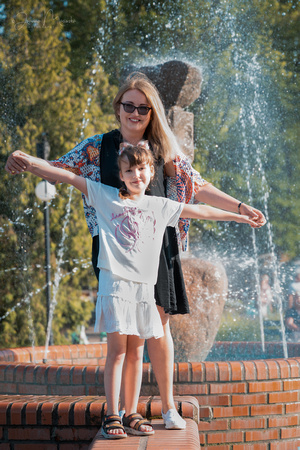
[[113, 72, 181, 162]]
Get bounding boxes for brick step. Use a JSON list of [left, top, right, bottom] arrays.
[[89, 418, 200, 449], [0, 394, 201, 448]]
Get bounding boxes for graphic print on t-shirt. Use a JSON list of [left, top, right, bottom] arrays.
[[111, 206, 156, 252]]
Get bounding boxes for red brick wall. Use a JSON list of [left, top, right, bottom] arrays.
[[0, 394, 106, 449], [0, 343, 299, 448]]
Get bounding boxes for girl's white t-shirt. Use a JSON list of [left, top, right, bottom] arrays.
[[86, 180, 184, 285]]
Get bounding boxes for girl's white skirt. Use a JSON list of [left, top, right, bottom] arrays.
[[94, 269, 164, 340]]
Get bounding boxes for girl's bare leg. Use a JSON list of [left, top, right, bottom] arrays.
[[104, 332, 127, 436], [122, 335, 152, 432], [122, 335, 144, 413], [146, 306, 175, 414], [119, 363, 126, 413], [119, 308, 185, 429], [120, 307, 175, 414]]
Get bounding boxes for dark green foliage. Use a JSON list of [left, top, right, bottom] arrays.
[[0, 0, 116, 347]]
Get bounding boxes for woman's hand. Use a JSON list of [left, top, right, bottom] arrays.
[[235, 213, 264, 228], [5, 150, 30, 175], [239, 203, 266, 228]]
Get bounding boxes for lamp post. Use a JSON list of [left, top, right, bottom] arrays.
[[35, 134, 56, 345]]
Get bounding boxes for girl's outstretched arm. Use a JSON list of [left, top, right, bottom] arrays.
[[180, 203, 264, 228], [10, 151, 88, 196]]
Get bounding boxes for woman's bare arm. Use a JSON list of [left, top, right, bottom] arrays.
[[8, 151, 88, 196], [165, 157, 266, 226], [194, 184, 266, 226], [180, 203, 263, 228]]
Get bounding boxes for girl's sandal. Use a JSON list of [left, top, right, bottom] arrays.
[[123, 413, 154, 436], [100, 414, 127, 439]]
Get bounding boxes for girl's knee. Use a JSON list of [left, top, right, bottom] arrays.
[[106, 336, 127, 364], [126, 347, 144, 363], [106, 349, 126, 366], [125, 336, 144, 362]]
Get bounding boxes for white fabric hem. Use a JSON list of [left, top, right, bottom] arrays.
[[94, 294, 164, 340]]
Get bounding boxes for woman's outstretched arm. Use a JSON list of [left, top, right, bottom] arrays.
[[194, 183, 266, 227], [180, 203, 264, 228], [165, 156, 266, 228], [8, 151, 88, 196]]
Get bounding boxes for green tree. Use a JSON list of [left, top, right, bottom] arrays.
[[0, 0, 117, 348], [50, 0, 107, 80], [266, 0, 300, 258]]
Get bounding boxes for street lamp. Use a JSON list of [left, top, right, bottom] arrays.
[[35, 134, 56, 345]]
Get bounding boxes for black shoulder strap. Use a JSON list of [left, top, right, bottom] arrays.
[[100, 130, 122, 188]]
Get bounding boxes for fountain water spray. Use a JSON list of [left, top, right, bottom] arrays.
[[43, 187, 73, 362], [43, 51, 103, 359], [237, 57, 288, 357]]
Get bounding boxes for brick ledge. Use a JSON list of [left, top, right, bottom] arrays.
[[88, 418, 200, 449], [0, 395, 203, 426]]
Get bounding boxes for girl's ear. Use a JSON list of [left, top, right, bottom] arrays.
[[119, 170, 124, 182], [150, 164, 155, 179]]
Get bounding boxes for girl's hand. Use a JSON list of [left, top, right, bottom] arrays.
[[5, 151, 31, 175], [240, 203, 266, 227]]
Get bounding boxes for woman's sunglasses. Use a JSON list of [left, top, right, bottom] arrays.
[[120, 102, 152, 116]]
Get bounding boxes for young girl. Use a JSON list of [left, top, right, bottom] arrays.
[[10, 143, 261, 439]]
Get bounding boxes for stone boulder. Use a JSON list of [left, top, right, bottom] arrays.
[[167, 106, 195, 161], [123, 60, 202, 110], [170, 256, 228, 361]]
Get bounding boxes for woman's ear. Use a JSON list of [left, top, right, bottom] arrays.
[[116, 103, 121, 121]]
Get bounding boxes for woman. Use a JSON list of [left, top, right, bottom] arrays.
[[5, 72, 266, 429]]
